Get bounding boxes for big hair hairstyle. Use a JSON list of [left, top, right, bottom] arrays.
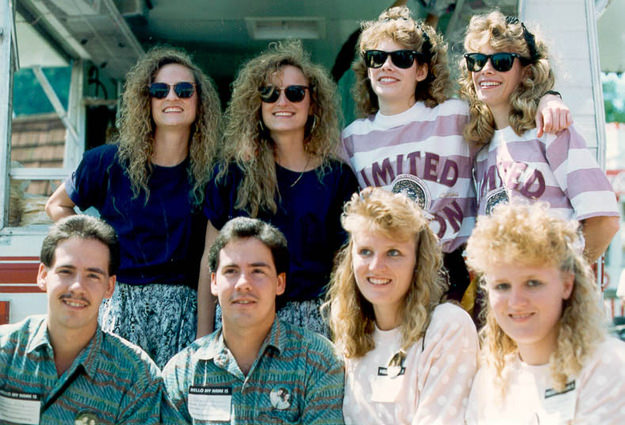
[[326, 187, 448, 358], [459, 11, 555, 145], [352, 6, 451, 117], [220, 40, 341, 217], [40, 215, 120, 276], [465, 202, 605, 392], [116, 46, 221, 205], [208, 216, 289, 277]]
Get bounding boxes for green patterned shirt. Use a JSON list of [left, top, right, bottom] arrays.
[[162, 319, 344, 424]]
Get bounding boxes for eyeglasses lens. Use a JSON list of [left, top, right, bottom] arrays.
[[465, 53, 517, 72], [148, 82, 195, 99], [259, 85, 308, 103], [364, 50, 418, 69]]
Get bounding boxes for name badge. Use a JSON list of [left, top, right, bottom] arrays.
[[540, 380, 577, 423], [188, 386, 232, 422], [0, 389, 41, 425]]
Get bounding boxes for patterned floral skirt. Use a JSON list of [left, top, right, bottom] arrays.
[[99, 282, 197, 369]]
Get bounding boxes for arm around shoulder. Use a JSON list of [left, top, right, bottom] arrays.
[[582, 215, 620, 263], [45, 182, 77, 221]]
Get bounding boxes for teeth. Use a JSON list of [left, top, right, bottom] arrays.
[[164, 107, 182, 112], [368, 277, 391, 285], [510, 313, 532, 319], [64, 300, 87, 307], [480, 81, 500, 87], [379, 77, 397, 82], [274, 112, 293, 116]]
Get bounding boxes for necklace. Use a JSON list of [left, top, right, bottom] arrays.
[[289, 155, 311, 188]]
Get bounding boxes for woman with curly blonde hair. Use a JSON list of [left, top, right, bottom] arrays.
[[326, 187, 477, 424], [196, 40, 358, 336], [341, 6, 569, 303], [459, 11, 618, 263], [45, 46, 221, 368], [465, 202, 625, 424]]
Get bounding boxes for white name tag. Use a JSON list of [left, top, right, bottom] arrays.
[[540, 380, 577, 423], [188, 386, 232, 422], [0, 389, 41, 425]]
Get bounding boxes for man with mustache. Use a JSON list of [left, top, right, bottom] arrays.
[[162, 217, 344, 424], [0, 215, 164, 424]]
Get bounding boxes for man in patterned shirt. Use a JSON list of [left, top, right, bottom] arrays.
[[162, 217, 344, 424], [0, 215, 164, 424]]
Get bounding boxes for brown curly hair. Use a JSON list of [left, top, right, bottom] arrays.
[[325, 187, 448, 358], [458, 11, 555, 145], [116, 46, 221, 205], [466, 202, 605, 393], [352, 6, 452, 117], [219, 40, 342, 216]]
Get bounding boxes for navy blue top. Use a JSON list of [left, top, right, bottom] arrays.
[[65, 144, 207, 287], [204, 159, 359, 301]]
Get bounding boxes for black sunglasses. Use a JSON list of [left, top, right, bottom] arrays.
[[259, 85, 309, 103], [363, 50, 425, 69], [148, 82, 196, 99], [464, 52, 531, 73]]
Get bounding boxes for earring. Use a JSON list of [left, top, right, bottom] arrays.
[[307, 114, 318, 134], [259, 119, 266, 133]]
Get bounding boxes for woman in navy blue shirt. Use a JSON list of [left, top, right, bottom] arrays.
[[45, 47, 221, 368], [196, 41, 358, 337]]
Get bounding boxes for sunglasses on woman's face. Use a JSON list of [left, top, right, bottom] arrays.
[[363, 49, 424, 69], [259, 85, 309, 103], [148, 82, 196, 99], [464, 52, 531, 73]]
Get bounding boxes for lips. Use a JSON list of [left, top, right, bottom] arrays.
[[478, 80, 501, 88], [273, 111, 295, 117], [368, 277, 391, 286], [60, 294, 90, 308], [378, 76, 399, 84], [508, 312, 534, 321], [163, 106, 183, 112]]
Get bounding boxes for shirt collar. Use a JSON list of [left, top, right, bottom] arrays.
[[26, 318, 103, 379], [196, 319, 285, 361]]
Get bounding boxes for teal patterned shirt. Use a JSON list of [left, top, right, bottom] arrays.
[[162, 319, 345, 424], [0, 315, 164, 424]]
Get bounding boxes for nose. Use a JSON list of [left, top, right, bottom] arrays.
[[381, 54, 395, 70], [508, 286, 527, 307], [234, 272, 252, 292], [275, 89, 289, 105], [165, 85, 179, 100], [481, 57, 496, 73], [368, 253, 387, 272]]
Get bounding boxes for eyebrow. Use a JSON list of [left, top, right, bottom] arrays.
[[55, 264, 107, 275], [220, 262, 272, 269]]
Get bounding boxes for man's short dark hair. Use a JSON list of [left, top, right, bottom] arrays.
[[41, 215, 120, 275], [208, 217, 289, 275]]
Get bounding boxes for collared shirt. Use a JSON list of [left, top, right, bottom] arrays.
[[162, 319, 345, 424], [0, 315, 164, 424]]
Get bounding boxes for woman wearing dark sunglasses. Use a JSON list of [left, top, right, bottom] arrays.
[[341, 6, 571, 308], [45, 47, 221, 368], [459, 11, 618, 263], [195, 41, 358, 337]]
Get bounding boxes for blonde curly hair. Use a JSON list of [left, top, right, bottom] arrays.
[[352, 6, 452, 117], [459, 11, 555, 145], [116, 46, 221, 205], [325, 187, 448, 358], [219, 40, 341, 216], [465, 202, 605, 393]]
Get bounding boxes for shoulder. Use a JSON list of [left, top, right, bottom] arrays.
[[280, 321, 342, 368], [0, 315, 46, 348], [100, 330, 160, 380], [436, 98, 469, 115], [83, 143, 119, 161], [581, 337, 625, 375], [425, 303, 478, 348], [430, 302, 476, 331], [342, 115, 376, 138]]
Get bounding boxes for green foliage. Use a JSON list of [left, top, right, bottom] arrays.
[[603, 72, 625, 123], [12, 67, 71, 116]]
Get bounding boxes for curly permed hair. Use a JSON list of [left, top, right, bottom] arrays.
[[116, 46, 221, 205], [458, 11, 555, 145], [219, 40, 341, 216], [465, 202, 605, 393], [325, 187, 448, 358], [352, 6, 452, 117]]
